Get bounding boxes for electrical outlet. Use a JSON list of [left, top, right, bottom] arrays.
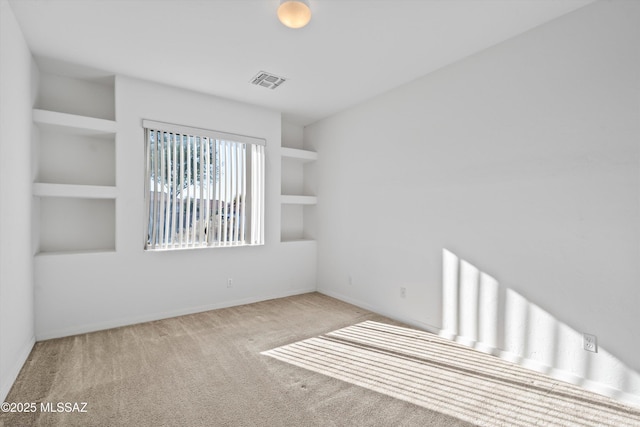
[[227, 278, 233, 288], [400, 287, 406, 298], [348, 275, 353, 285], [583, 333, 597, 353]]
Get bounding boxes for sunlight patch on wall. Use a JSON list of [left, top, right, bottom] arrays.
[[440, 248, 640, 405]]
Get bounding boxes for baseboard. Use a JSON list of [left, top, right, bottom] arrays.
[[318, 288, 640, 410], [36, 287, 316, 341], [316, 288, 440, 334], [452, 334, 640, 409], [0, 335, 35, 402]]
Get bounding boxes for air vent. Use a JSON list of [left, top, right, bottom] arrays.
[[250, 71, 286, 90]]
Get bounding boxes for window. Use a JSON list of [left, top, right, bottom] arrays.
[[143, 120, 265, 250]]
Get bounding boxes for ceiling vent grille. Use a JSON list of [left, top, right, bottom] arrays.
[[250, 71, 286, 90]]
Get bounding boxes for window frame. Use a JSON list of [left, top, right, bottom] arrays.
[[142, 119, 265, 251]]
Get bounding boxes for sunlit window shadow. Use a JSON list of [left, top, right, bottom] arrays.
[[262, 321, 640, 427], [441, 248, 640, 408]]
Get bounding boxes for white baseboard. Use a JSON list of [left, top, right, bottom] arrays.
[[317, 288, 439, 334], [317, 288, 640, 410], [36, 287, 316, 341], [0, 335, 35, 402]]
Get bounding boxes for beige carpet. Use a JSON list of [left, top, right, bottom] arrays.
[[263, 320, 640, 426], [1, 292, 639, 426]]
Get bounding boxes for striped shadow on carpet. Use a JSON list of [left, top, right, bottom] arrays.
[[261, 321, 640, 427]]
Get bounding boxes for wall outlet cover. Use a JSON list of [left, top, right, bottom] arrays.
[[583, 333, 597, 353]]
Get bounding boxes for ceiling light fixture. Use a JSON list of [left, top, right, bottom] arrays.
[[277, 0, 311, 29]]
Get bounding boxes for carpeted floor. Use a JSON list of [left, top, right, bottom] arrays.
[[1, 292, 639, 426]]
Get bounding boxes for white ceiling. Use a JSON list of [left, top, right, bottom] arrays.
[[9, 0, 593, 126]]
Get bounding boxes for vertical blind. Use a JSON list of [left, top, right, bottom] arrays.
[[143, 120, 265, 250]]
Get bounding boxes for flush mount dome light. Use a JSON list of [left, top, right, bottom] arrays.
[[278, 0, 311, 29]]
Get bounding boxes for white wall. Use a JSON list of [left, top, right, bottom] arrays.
[[0, 0, 35, 402], [306, 0, 640, 404], [34, 76, 316, 339]]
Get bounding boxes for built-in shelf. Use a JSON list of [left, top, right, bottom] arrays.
[[37, 196, 116, 254], [280, 129, 317, 243], [33, 71, 118, 255], [281, 195, 317, 205], [33, 183, 117, 199], [280, 238, 317, 244], [33, 109, 116, 135], [35, 249, 117, 257], [281, 147, 318, 162]]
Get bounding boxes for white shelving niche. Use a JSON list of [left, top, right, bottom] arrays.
[[280, 123, 317, 243], [33, 68, 117, 255]]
